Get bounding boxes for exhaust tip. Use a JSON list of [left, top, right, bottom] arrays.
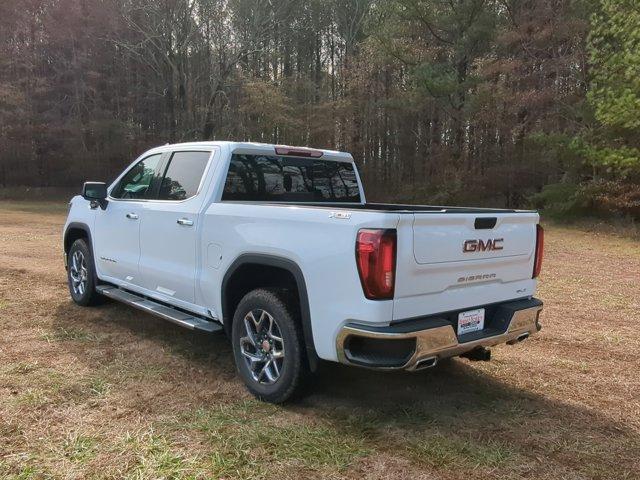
[[415, 356, 438, 370], [507, 332, 531, 345]]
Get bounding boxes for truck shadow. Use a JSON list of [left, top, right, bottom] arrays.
[[52, 300, 639, 477]]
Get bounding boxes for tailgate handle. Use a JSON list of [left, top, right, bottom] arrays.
[[475, 217, 497, 229]]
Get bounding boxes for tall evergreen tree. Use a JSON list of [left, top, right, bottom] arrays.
[[585, 0, 640, 175]]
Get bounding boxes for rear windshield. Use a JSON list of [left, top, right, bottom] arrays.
[[222, 154, 361, 203]]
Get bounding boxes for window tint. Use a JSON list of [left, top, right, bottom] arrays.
[[111, 154, 162, 199], [222, 154, 361, 203], [158, 151, 210, 201]]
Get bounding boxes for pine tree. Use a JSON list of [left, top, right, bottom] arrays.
[[584, 0, 640, 174]]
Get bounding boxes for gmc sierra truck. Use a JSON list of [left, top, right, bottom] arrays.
[[63, 141, 544, 403]]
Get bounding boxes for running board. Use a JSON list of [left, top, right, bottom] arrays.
[[97, 285, 223, 333]]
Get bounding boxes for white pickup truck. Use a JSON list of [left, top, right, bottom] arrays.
[[63, 141, 544, 402]]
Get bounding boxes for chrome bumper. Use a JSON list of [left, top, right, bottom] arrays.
[[336, 300, 543, 371]]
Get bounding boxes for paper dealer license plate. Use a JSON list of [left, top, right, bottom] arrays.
[[457, 308, 485, 336]]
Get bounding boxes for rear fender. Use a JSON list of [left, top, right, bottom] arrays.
[[222, 254, 318, 371]]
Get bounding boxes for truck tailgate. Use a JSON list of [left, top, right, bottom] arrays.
[[393, 212, 539, 320]]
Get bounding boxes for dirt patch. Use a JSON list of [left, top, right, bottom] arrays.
[[1, 203, 638, 479]]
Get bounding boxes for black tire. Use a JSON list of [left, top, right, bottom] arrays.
[[231, 288, 308, 403], [66, 238, 102, 306]]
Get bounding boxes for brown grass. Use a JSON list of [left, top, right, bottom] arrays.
[[0, 202, 639, 479]]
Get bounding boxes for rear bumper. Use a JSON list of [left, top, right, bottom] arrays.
[[336, 298, 543, 371]]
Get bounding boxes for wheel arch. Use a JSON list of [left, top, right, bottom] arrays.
[[63, 222, 95, 267], [222, 254, 318, 371]]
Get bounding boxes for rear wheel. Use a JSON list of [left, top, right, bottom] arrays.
[[67, 239, 102, 306], [231, 288, 308, 403]]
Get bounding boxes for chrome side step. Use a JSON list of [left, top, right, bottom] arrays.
[[97, 285, 223, 333]]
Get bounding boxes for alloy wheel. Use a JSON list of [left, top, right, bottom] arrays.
[[239, 309, 285, 385], [69, 250, 88, 296]]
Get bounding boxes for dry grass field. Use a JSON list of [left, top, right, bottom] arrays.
[[0, 201, 639, 479]]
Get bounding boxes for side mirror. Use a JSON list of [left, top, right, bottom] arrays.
[[82, 182, 108, 209]]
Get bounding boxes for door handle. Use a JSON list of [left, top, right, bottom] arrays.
[[126, 213, 139, 220], [177, 218, 194, 226]]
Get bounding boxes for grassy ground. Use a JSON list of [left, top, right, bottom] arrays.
[[0, 201, 639, 479]]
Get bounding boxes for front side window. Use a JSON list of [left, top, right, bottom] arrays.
[[111, 154, 162, 199], [222, 154, 360, 202], [157, 151, 211, 201]]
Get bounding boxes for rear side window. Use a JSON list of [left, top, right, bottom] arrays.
[[222, 154, 360, 202], [111, 154, 163, 199], [158, 151, 210, 201]]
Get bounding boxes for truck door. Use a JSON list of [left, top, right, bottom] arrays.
[[137, 149, 214, 306], [93, 153, 164, 286]]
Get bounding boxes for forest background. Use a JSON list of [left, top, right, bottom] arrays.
[[1, 0, 639, 219]]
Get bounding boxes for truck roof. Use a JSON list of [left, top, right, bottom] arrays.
[[146, 141, 354, 162]]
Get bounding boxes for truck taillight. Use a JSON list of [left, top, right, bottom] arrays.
[[275, 146, 323, 158], [533, 224, 544, 278], [356, 229, 396, 300]]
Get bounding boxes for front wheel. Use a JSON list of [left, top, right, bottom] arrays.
[[231, 288, 308, 403], [67, 239, 102, 306]]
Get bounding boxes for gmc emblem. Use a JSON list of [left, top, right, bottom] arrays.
[[463, 238, 504, 253]]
